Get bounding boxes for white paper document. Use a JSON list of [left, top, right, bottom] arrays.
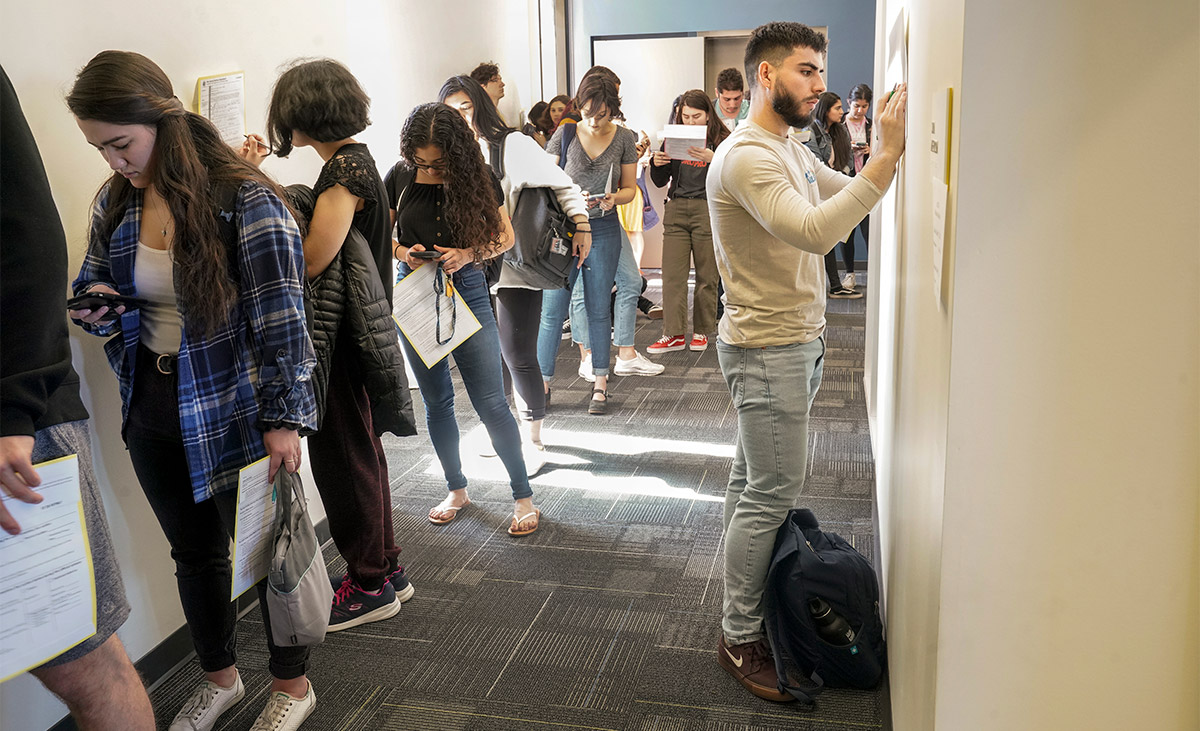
[[0, 455, 96, 682], [660, 124, 707, 159], [392, 262, 482, 368], [230, 457, 274, 599], [196, 72, 245, 146]]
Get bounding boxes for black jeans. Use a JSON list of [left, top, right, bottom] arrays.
[[126, 345, 308, 680], [496, 287, 546, 421]]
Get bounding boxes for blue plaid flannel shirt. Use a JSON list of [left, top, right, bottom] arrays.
[[73, 181, 317, 502]]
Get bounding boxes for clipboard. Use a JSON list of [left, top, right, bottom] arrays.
[[392, 262, 482, 368]]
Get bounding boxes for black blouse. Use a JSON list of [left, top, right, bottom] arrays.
[[395, 174, 504, 251], [314, 143, 392, 305]]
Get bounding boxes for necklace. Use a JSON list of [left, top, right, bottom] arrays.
[[147, 192, 170, 239]]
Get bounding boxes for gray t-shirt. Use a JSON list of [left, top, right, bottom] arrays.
[[546, 125, 639, 218]]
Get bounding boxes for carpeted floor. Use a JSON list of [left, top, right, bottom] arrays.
[[148, 271, 886, 731]]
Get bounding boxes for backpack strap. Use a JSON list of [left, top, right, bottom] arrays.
[[762, 525, 827, 704], [489, 132, 509, 180], [557, 123, 577, 170]]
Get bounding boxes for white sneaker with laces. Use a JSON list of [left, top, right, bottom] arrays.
[[248, 684, 316, 731], [614, 351, 665, 376], [577, 360, 596, 383], [841, 273, 857, 291], [168, 673, 246, 731]]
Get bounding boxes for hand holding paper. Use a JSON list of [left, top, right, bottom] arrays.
[[660, 124, 707, 159]]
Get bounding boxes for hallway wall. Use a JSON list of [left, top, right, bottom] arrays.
[[0, 2, 537, 728], [874, 0, 1200, 728]]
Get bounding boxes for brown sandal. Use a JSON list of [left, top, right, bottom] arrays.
[[508, 508, 541, 536], [588, 389, 607, 415]]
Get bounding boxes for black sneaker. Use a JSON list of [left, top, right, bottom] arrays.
[[828, 286, 863, 299], [327, 577, 400, 632], [330, 567, 415, 603]]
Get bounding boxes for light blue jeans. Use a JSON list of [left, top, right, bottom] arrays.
[[716, 335, 825, 643], [398, 264, 531, 500], [570, 225, 640, 350], [537, 214, 622, 378]]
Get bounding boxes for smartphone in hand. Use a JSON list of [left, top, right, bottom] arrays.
[[410, 250, 442, 260], [66, 291, 148, 311]]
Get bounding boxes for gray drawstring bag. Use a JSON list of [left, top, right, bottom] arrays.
[[266, 468, 333, 647]]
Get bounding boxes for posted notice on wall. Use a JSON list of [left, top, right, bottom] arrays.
[[0, 455, 96, 682], [392, 262, 481, 368], [230, 456, 274, 600], [196, 72, 245, 146]]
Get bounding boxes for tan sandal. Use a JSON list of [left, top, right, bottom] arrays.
[[428, 498, 471, 525], [508, 508, 541, 536]]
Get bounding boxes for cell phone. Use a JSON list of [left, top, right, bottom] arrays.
[[410, 250, 442, 260], [586, 192, 608, 201], [66, 292, 148, 312]]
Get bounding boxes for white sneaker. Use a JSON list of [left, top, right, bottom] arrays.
[[577, 360, 596, 383], [168, 673, 246, 731], [524, 443, 547, 476], [249, 684, 316, 731], [614, 351, 665, 376], [841, 273, 857, 291]]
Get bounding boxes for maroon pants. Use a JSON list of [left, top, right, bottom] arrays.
[[307, 340, 400, 591]]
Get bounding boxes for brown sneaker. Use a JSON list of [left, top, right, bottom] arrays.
[[717, 635, 793, 702]]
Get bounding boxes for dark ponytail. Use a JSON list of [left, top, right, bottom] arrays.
[[68, 50, 286, 334]]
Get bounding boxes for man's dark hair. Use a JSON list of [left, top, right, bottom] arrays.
[[469, 62, 500, 85], [716, 67, 744, 93], [574, 74, 623, 120], [266, 58, 371, 157], [743, 22, 827, 89]]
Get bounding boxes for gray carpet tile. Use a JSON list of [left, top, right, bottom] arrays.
[[148, 270, 886, 730]]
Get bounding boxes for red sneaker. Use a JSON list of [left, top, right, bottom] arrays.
[[689, 334, 709, 352], [647, 335, 686, 354]]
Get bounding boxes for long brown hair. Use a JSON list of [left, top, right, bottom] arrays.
[[672, 89, 730, 149], [400, 103, 505, 263], [67, 50, 284, 334]]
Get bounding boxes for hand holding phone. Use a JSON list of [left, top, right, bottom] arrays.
[[410, 250, 442, 260], [67, 290, 147, 325]]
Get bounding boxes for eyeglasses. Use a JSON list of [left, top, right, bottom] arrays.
[[412, 161, 447, 173]]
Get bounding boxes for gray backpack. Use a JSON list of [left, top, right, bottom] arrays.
[[266, 469, 333, 647]]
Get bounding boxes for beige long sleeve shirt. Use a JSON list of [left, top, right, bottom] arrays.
[[706, 120, 885, 348]]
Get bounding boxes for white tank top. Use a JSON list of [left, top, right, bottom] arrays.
[[134, 242, 182, 355]]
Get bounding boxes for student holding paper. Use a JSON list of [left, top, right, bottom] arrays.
[[391, 103, 542, 537], [1, 64, 153, 731], [647, 90, 730, 355], [67, 51, 319, 731]]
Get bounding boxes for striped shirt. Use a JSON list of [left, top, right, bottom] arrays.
[[73, 181, 317, 502]]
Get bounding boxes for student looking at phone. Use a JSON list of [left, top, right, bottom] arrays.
[[66, 50, 319, 731], [538, 73, 639, 415], [391, 103, 542, 537]]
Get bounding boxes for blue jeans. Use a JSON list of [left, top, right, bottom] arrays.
[[398, 264, 531, 500], [537, 214, 622, 378], [570, 225, 640, 349], [716, 336, 825, 643]]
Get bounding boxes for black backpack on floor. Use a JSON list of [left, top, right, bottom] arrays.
[[763, 509, 886, 703]]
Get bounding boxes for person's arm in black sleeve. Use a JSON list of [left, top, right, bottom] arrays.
[[0, 67, 80, 438]]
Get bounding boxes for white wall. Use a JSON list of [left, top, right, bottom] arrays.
[[873, 0, 1200, 729], [1, 2, 537, 728]]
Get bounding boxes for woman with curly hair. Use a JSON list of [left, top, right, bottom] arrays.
[[67, 50, 318, 730], [243, 58, 412, 634], [392, 103, 540, 536]]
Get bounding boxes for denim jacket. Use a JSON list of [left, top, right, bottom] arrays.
[[73, 181, 317, 502]]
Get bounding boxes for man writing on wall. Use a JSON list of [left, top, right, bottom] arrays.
[[706, 22, 907, 700]]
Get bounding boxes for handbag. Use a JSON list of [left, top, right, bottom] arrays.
[[265, 467, 334, 647], [489, 131, 575, 290]]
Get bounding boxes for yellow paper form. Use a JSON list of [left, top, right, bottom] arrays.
[[230, 457, 274, 599], [392, 262, 482, 368], [0, 455, 96, 682]]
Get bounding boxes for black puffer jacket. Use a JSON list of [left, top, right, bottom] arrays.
[[285, 184, 416, 437]]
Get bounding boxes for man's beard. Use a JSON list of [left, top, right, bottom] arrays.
[[772, 85, 813, 128]]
